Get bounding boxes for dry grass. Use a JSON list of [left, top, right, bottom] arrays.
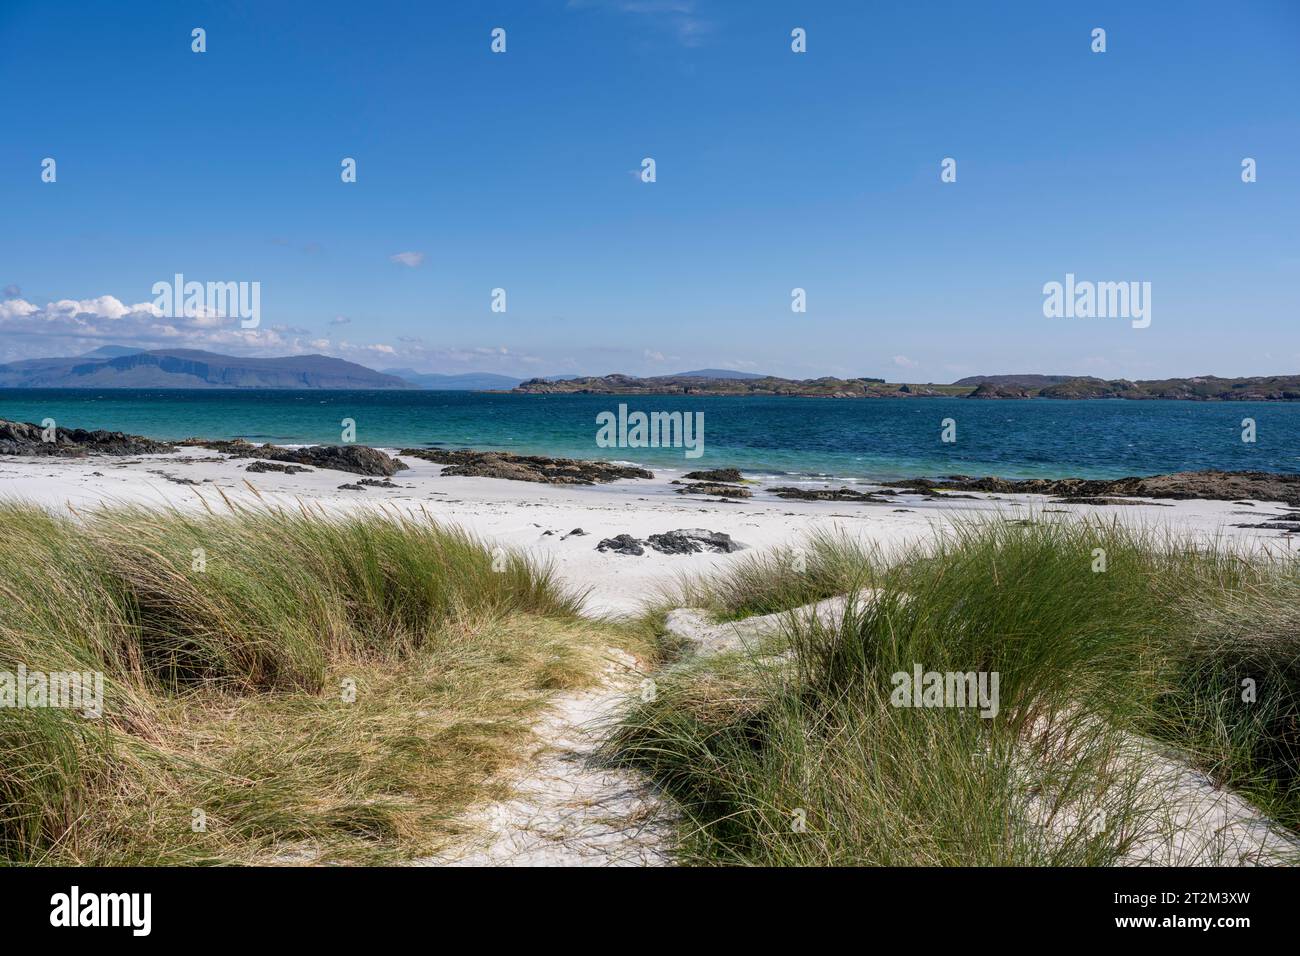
[[0, 502, 632, 865]]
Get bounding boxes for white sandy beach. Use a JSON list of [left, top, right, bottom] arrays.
[[2, 446, 1297, 616]]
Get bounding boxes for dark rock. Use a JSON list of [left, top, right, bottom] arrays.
[[148, 470, 198, 486], [185, 439, 407, 476], [1050, 496, 1173, 507], [1233, 521, 1300, 532], [683, 468, 742, 483], [675, 482, 753, 498], [893, 470, 1300, 507], [647, 529, 745, 555], [358, 478, 397, 488], [246, 460, 313, 475], [337, 483, 365, 491], [596, 534, 645, 556], [399, 448, 652, 485], [596, 529, 746, 556], [768, 485, 891, 503], [0, 418, 173, 457], [286, 445, 407, 476], [566, 528, 587, 537]]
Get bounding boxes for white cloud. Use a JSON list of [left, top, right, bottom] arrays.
[[44, 295, 162, 319], [892, 355, 919, 369], [390, 251, 425, 268], [0, 291, 313, 360], [3, 295, 163, 323], [0, 298, 39, 320]]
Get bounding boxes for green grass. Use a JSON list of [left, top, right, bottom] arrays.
[[658, 528, 878, 623], [609, 516, 1300, 865], [10, 501, 1295, 867], [0, 501, 630, 865], [1147, 573, 1300, 833]]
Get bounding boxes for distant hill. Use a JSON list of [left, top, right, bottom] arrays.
[[80, 345, 146, 359], [953, 374, 1076, 388], [963, 375, 1300, 401], [384, 368, 523, 390], [516, 372, 961, 398], [515, 370, 1300, 401], [670, 368, 768, 380], [0, 349, 412, 389]]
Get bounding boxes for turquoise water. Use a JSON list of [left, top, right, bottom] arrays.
[[2, 389, 1297, 481]]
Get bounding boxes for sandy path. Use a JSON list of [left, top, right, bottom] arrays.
[[433, 596, 867, 868], [423, 646, 673, 866]]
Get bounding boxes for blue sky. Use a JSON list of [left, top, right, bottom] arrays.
[[1, 0, 1297, 381]]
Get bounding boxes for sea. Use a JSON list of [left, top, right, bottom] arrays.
[[2, 389, 1298, 481]]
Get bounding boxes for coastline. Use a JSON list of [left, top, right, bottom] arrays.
[[4, 442, 1298, 616]]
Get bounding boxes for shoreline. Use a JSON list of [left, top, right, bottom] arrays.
[[4, 439, 1299, 616]]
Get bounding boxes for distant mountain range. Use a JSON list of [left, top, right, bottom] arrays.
[[0, 349, 411, 389], [0, 350, 779, 391], [4, 349, 1298, 400]]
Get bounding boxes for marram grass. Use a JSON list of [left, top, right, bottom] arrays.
[[0, 501, 619, 865], [7, 502, 1297, 867], [610, 516, 1300, 865]]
